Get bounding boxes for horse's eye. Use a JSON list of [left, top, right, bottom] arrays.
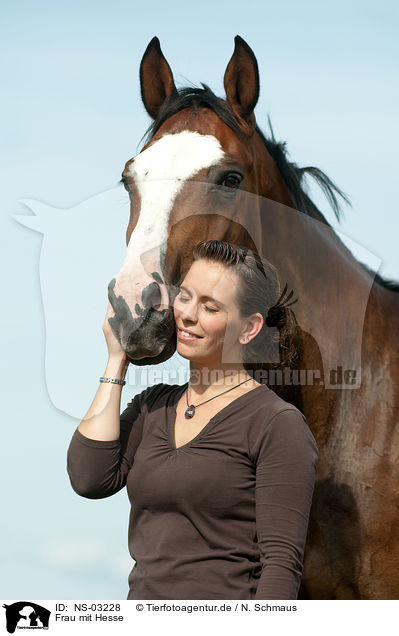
[[221, 173, 242, 189]]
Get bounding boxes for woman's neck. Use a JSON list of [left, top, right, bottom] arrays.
[[187, 361, 259, 397]]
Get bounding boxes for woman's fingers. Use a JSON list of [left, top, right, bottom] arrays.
[[103, 301, 126, 358], [103, 300, 116, 328]]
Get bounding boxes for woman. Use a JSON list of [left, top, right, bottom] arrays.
[[67, 240, 318, 600]]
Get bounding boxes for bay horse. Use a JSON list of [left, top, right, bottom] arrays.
[[108, 35, 399, 599]]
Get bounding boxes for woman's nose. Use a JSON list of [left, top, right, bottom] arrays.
[[179, 300, 198, 322]]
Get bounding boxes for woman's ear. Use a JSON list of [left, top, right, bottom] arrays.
[[240, 312, 264, 343], [140, 37, 177, 119]]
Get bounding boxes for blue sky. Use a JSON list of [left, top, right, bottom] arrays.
[[1, 0, 398, 600]]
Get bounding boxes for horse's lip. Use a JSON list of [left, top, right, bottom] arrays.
[[177, 326, 203, 337]]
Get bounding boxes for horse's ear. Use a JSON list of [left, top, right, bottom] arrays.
[[223, 36, 259, 126], [140, 37, 177, 119]]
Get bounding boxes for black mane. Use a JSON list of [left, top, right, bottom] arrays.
[[141, 84, 398, 292]]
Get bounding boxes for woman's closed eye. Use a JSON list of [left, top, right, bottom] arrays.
[[203, 305, 218, 313], [176, 290, 190, 303], [177, 291, 218, 313]]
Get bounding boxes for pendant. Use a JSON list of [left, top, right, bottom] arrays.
[[184, 405, 195, 419]]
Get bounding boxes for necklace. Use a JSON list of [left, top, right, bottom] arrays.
[[184, 377, 254, 419]]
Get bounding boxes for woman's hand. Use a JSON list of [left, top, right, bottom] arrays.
[[76, 302, 129, 443], [102, 301, 128, 361]]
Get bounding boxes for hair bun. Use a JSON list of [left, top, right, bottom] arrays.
[[265, 283, 298, 329], [265, 304, 287, 329]]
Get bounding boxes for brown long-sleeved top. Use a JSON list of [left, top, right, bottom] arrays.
[[67, 382, 318, 600]]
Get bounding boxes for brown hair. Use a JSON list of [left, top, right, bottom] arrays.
[[192, 240, 297, 373]]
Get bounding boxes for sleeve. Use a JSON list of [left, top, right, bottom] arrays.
[[66, 385, 153, 499], [253, 408, 318, 600]]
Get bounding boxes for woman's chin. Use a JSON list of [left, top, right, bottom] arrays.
[[177, 344, 203, 361]]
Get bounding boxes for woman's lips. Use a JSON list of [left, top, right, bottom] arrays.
[[177, 328, 202, 342]]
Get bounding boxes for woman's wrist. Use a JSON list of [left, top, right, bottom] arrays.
[[105, 354, 130, 381]]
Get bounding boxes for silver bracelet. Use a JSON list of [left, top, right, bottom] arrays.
[[99, 376, 126, 386]]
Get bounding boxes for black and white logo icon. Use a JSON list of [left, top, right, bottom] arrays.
[[2, 602, 51, 633]]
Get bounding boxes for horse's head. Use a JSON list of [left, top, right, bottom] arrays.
[[109, 36, 294, 365]]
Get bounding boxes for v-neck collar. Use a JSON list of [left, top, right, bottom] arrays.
[[168, 382, 267, 451]]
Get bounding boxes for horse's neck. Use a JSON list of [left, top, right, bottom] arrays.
[[301, 276, 399, 477], [259, 198, 394, 425], [292, 216, 398, 375], [359, 281, 399, 405], [252, 136, 399, 471]]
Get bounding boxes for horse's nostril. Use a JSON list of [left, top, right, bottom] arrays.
[[142, 281, 162, 310]]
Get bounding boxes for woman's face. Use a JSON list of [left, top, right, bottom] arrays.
[[173, 258, 248, 364]]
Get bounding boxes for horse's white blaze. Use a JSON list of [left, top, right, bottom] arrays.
[[114, 131, 224, 316], [127, 131, 224, 253]]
